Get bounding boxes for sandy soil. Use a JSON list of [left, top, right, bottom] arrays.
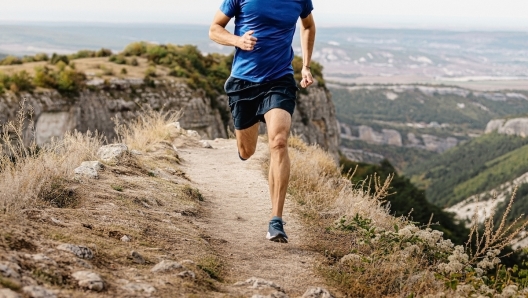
[[180, 138, 326, 297]]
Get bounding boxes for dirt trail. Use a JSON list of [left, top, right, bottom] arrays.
[[180, 138, 325, 297]]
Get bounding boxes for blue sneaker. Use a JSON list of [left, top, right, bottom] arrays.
[[266, 217, 288, 243]]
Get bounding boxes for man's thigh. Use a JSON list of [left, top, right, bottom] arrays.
[[235, 122, 260, 148], [264, 108, 292, 138]]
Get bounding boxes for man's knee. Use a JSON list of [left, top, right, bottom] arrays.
[[269, 134, 288, 152], [239, 143, 257, 159]]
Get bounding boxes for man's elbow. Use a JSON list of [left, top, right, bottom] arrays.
[[209, 25, 216, 41]]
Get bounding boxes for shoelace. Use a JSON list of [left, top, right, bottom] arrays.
[[270, 220, 286, 230]]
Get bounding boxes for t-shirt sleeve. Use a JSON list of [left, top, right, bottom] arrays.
[[300, 0, 314, 19], [219, 0, 238, 18]]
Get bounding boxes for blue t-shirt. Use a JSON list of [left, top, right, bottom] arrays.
[[220, 0, 313, 83]]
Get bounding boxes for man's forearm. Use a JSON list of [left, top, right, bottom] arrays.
[[300, 22, 316, 67], [209, 25, 240, 47]]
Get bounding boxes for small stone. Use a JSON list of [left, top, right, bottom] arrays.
[[121, 283, 156, 296], [57, 244, 94, 259], [177, 270, 195, 279], [0, 261, 21, 279], [0, 288, 21, 298], [121, 235, 131, 242], [74, 161, 104, 178], [186, 130, 201, 139], [252, 293, 289, 298], [199, 140, 213, 148], [50, 217, 66, 226], [131, 251, 145, 264], [150, 260, 182, 273], [340, 254, 361, 264], [130, 150, 142, 155], [30, 254, 57, 266], [97, 144, 128, 164], [166, 122, 181, 130], [302, 287, 334, 298], [22, 286, 56, 298], [180, 259, 195, 266], [75, 259, 93, 269], [238, 277, 284, 291], [72, 271, 104, 291]]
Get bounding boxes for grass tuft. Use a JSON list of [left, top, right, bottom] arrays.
[[0, 99, 103, 213]]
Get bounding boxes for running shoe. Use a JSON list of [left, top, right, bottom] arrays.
[[266, 217, 288, 243]]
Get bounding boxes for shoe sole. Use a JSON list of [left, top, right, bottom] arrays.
[[266, 232, 288, 243]]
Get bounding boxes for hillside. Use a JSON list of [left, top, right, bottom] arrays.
[[340, 157, 469, 244], [331, 84, 528, 172], [0, 43, 339, 159], [3, 106, 528, 297], [407, 133, 528, 207]]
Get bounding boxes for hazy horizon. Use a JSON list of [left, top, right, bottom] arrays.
[[1, 0, 528, 31]]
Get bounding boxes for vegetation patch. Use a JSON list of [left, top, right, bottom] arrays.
[[280, 136, 528, 297], [407, 133, 528, 207]]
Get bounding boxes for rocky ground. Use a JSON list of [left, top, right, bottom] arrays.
[[0, 131, 334, 297]]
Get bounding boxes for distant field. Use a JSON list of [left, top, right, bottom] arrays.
[[328, 76, 528, 91]]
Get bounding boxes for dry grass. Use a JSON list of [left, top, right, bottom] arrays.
[[0, 100, 102, 213], [114, 105, 182, 152], [281, 136, 528, 297]]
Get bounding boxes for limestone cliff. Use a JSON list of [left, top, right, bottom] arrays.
[[485, 118, 528, 137], [291, 85, 340, 159], [0, 79, 340, 158]]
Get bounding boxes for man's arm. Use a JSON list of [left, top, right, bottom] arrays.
[[300, 13, 316, 88], [209, 10, 257, 51]]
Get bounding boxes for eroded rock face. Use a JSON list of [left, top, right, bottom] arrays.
[[1, 80, 339, 159], [291, 86, 340, 160], [486, 118, 528, 137], [0, 82, 227, 144]]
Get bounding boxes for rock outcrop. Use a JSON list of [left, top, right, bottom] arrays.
[[0, 79, 340, 159], [292, 86, 340, 159], [0, 80, 226, 145], [339, 122, 458, 153], [485, 118, 528, 137]]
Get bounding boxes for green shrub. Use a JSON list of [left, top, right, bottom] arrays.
[[50, 53, 69, 65], [8, 71, 34, 93], [34, 53, 49, 62], [34, 66, 57, 89], [56, 68, 86, 93], [120, 68, 127, 75], [69, 50, 96, 60], [0, 56, 23, 66], [96, 48, 112, 57], [129, 58, 139, 66], [122, 42, 148, 56], [109, 54, 127, 65], [145, 66, 157, 78]]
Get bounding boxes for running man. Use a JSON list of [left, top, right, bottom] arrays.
[[209, 0, 316, 243]]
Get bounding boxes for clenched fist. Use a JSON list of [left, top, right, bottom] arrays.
[[300, 66, 314, 88], [236, 30, 257, 51]]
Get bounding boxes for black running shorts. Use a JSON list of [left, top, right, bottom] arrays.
[[224, 74, 298, 130]]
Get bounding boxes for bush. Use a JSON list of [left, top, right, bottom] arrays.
[[33, 65, 85, 93], [33, 66, 57, 89], [50, 53, 69, 65], [120, 68, 127, 75], [129, 58, 139, 66], [122, 42, 148, 56], [8, 71, 34, 93], [145, 66, 157, 78], [109, 54, 127, 65], [69, 50, 96, 60], [0, 56, 23, 66], [56, 69, 86, 93], [96, 48, 112, 57]]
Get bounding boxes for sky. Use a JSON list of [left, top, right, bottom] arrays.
[[1, 0, 528, 30]]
